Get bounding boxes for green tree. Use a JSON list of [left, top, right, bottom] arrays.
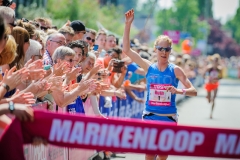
[[155, 0, 209, 41], [225, 6, 240, 43], [17, 0, 138, 37], [117, 0, 138, 13], [17, 3, 51, 20], [197, 0, 213, 19]]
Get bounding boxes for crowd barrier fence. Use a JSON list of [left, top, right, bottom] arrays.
[[1, 110, 240, 159], [0, 74, 225, 160], [20, 90, 145, 160]]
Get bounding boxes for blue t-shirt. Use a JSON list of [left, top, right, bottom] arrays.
[[125, 63, 138, 79], [127, 63, 145, 84], [145, 63, 179, 114], [127, 63, 139, 73], [67, 96, 85, 114]]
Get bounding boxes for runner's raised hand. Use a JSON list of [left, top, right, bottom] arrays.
[[125, 9, 134, 24]]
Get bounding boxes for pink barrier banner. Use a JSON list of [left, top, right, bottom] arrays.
[[163, 30, 180, 44], [1, 110, 240, 160]]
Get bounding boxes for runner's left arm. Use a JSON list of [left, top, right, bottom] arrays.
[[174, 66, 197, 97]]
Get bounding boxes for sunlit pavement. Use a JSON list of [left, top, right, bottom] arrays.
[[112, 79, 240, 160]]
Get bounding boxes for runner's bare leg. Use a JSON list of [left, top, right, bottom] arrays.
[[206, 91, 211, 103], [210, 88, 218, 119], [145, 154, 155, 160], [157, 155, 168, 160]]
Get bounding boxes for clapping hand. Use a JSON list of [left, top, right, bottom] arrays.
[[53, 62, 69, 76], [2, 66, 27, 90], [8, 89, 35, 104]]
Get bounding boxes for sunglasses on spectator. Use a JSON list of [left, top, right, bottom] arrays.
[[64, 59, 78, 63], [50, 40, 66, 46], [86, 37, 95, 43], [40, 26, 50, 31], [97, 72, 111, 76], [156, 46, 172, 52]]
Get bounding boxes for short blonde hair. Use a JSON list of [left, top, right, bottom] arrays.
[[0, 35, 17, 65], [47, 29, 58, 35], [86, 28, 97, 36], [34, 17, 52, 27], [58, 26, 74, 36], [154, 35, 172, 49], [96, 30, 107, 40]]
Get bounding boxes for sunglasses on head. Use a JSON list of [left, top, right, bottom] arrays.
[[156, 46, 172, 52], [40, 26, 50, 31], [86, 37, 95, 43], [21, 18, 29, 23]]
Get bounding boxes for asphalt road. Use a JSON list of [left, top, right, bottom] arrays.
[[112, 79, 240, 160]]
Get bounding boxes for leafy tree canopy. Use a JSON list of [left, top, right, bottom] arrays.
[[155, 0, 209, 41], [17, 0, 138, 36], [225, 6, 240, 44]]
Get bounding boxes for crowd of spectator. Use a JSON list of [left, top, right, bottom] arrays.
[[0, 3, 234, 159]]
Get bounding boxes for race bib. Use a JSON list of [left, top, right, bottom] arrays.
[[149, 84, 171, 106]]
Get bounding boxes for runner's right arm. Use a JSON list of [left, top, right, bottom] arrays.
[[123, 9, 151, 72]]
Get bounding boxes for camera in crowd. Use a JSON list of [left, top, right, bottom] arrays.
[[2, 0, 13, 7], [112, 59, 125, 73]]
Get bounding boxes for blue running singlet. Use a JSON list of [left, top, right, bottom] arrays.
[[145, 63, 179, 114]]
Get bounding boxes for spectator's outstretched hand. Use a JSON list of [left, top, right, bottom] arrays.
[[13, 103, 34, 122], [78, 79, 97, 94], [24, 79, 51, 96], [8, 89, 35, 104], [65, 67, 81, 82], [91, 64, 102, 76], [48, 75, 63, 91], [28, 69, 46, 81], [125, 9, 134, 24], [26, 59, 43, 70], [2, 66, 26, 90], [53, 62, 69, 76]]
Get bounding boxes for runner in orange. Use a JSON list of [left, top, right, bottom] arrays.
[[204, 54, 222, 119]]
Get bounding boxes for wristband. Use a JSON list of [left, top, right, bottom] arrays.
[[9, 101, 14, 114], [1, 83, 10, 92], [182, 89, 186, 95]]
